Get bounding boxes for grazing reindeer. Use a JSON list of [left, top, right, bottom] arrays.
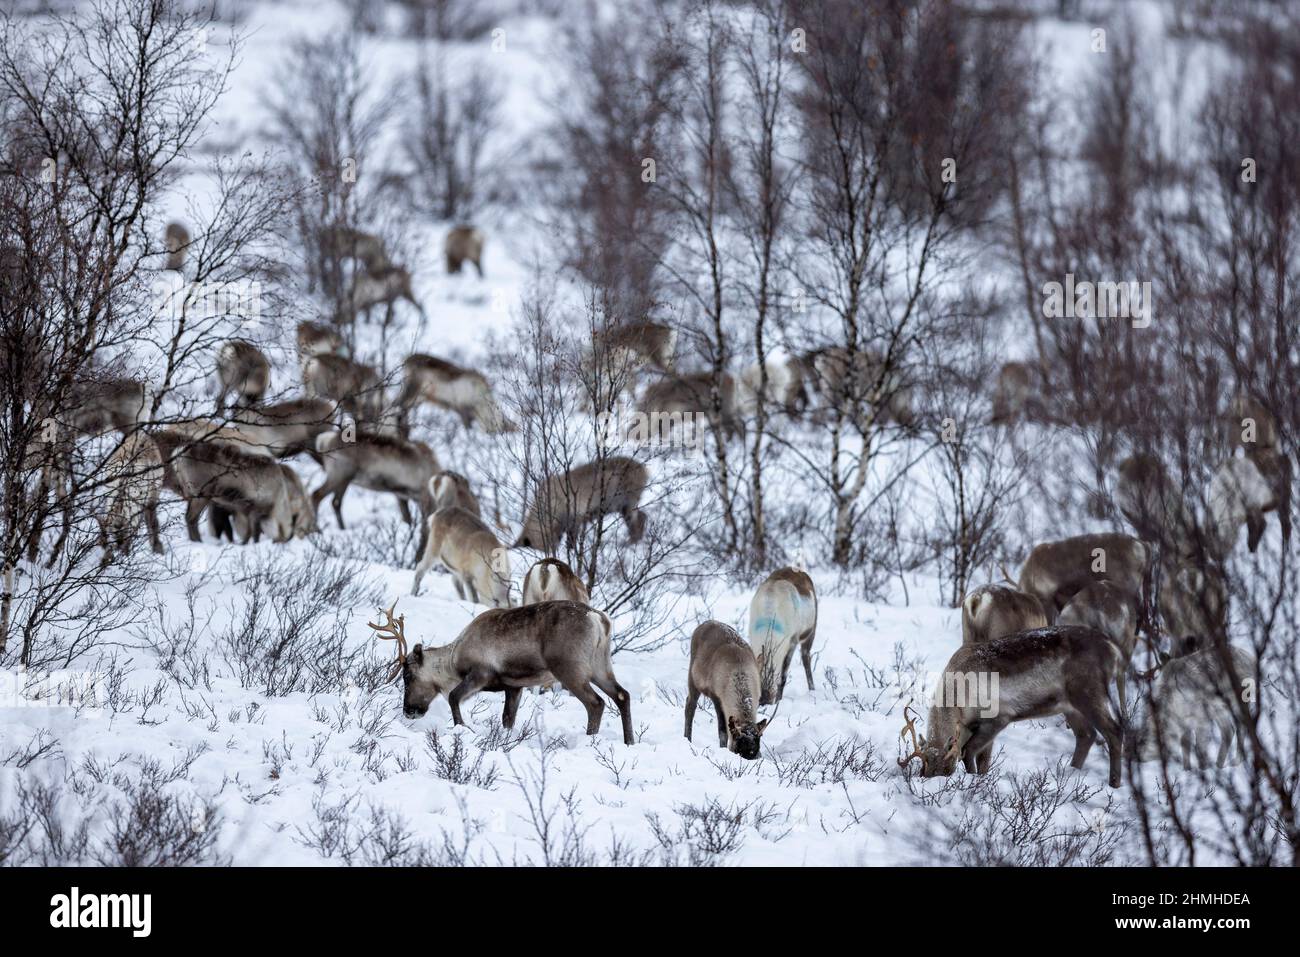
[[639, 372, 743, 442], [747, 567, 817, 705], [157, 430, 294, 543], [301, 354, 386, 427], [65, 376, 149, 435], [412, 506, 511, 606], [97, 432, 164, 562], [226, 397, 338, 461], [516, 456, 649, 551], [429, 470, 481, 519], [164, 221, 189, 272], [1208, 449, 1293, 555], [209, 463, 317, 542], [899, 625, 1125, 787], [1225, 392, 1279, 453], [313, 430, 438, 542], [1115, 454, 1197, 552], [685, 621, 771, 760], [341, 266, 425, 325], [215, 340, 270, 412], [296, 320, 343, 359], [395, 354, 513, 433], [1018, 532, 1151, 629], [961, 583, 1047, 646], [736, 356, 809, 419], [804, 346, 914, 429], [369, 601, 633, 744], [444, 225, 484, 276], [319, 225, 391, 274], [1132, 642, 1255, 768], [521, 557, 589, 606], [591, 321, 677, 373]]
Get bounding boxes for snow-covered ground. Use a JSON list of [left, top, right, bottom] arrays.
[[0, 0, 1280, 866]]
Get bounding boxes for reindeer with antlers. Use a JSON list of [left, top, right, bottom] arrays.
[[368, 601, 634, 743], [899, 625, 1126, 787]]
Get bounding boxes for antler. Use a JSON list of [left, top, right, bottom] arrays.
[[897, 700, 925, 769], [367, 601, 408, 682]]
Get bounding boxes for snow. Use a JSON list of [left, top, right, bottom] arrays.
[[0, 0, 1280, 866]]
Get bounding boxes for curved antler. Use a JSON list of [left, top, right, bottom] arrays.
[[897, 700, 925, 769], [367, 601, 408, 682]]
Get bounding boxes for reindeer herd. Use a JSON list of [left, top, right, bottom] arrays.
[[16, 218, 1290, 786]]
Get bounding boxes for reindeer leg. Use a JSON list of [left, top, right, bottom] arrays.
[[1246, 511, 1266, 552], [447, 669, 491, 726], [684, 681, 700, 741], [501, 686, 522, 729], [1215, 722, 1233, 769], [145, 501, 163, 554], [963, 719, 1006, 774], [1064, 711, 1096, 770], [552, 664, 606, 736], [591, 671, 634, 746], [412, 540, 436, 597], [801, 631, 816, 691], [710, 694, 728, 748], [397, 497, 412, 525], [185, 498, 206, 542]]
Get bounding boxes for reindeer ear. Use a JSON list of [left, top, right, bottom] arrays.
[[410, 644, 424, 665], [756, 718, 769, 733], [727, 715, 738, 733]]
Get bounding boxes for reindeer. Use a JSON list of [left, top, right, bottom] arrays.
[[65, 376, 149, 435], [319, 225, 391, 274], [1058, 580, 1140, 712], [369, 601, 633, 743], [638, 372, 743, 442], [1115, 454, 1197, 552], [747, 567, 817, 705], [225, 397, 338, 461], [164, 221, 189, 272], [736, 356, 809, 419], [960, 583, 1047, 646], [296, 320, 343, 359], [804, 345, 914, 429], [215, 339, 270, 412], [591, 321, 677, 373], [445, 225, 484, 277], [156, 429, 294, 543], [395, 354, 513, 434], [899, 625, 1125, 787], [341, 266, 425, 325], [301, 354, 386, 427], [516, 456, 649, 551], [1208, 449, 1292, 555], [430, 470, 481, 519], [685, 621, 772, 760], [412, 506, 511, 606], [521, 557, 589, 606], [1018, 532, 1151, 632], [313, 430, 438, 544], [97, 432, 164, 562], [1132, 642, 1255, 768], [209, 462, 317, 542]]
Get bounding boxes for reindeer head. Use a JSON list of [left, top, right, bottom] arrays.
[[726, 715, 769, 760], [369, 603, 452, 719], [898, 702, 962, 777]]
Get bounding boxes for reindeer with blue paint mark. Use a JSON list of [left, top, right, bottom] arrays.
[[747, 567, 818, 705]]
